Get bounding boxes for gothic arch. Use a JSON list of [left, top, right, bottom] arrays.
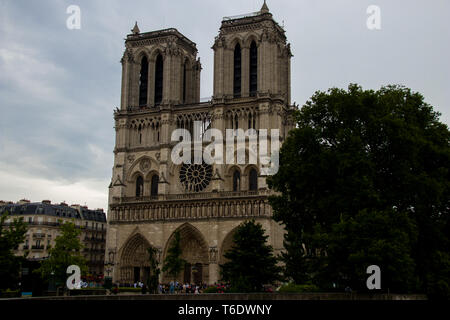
[[163, 223, 209, 283], [243, 164, 259, 176], [148, 46, 166, 63], [118, 231, 153, 284], [126, 156, 159, 182], [134, 48, 151, 61], [225, 164, 242, 177], [144, 169, 159, 182], [227, 36, 244, 50], [219, 226, 239, 265], [243, 33, 260, 48]]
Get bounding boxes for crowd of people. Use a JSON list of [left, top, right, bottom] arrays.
[[158, 281, 207, 294], [111, 281, 232, 294]]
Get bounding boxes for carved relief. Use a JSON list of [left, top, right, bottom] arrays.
[[209, 247, 218, 263], [139, 158, 151, 172]]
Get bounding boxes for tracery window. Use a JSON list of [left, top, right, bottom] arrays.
[[249, 168, 258, 191], [138, 56, 148, 106], [179, 163, 212, 192], [182, 61, 187, 103], [151, 174, 159, 196], [233, 43, 241, 97], [135, 175, 144, 197], [154, 54, 163, 105], [233, 170, 241, 192], [249, 41, 257, 96]]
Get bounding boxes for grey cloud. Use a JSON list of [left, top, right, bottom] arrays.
[[0, 0, 448, 210]]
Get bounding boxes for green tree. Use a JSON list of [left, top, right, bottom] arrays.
[[34, 221, 87, 287], [268, 84, 449, 297], [147, 246, 160, 293], [325, 209, 417, 291], [220, 220, 282, 292], [0, 211, 28, 290], [162, 230, 185, 282]]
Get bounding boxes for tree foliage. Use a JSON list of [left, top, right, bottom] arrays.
[[34, 221, 87, 286], [220, 220, 282, 292], [0, 211, 28, 290], [147, 246, 161, 293], [268, 84, 449, 297], [162, 230, 185, 281]]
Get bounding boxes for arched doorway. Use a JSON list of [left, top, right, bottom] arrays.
[[119, 233, 152, 285], [219, 227, 238, 266], [163, 223, 209, 285]]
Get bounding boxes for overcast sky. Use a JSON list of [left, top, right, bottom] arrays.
[[0, 0, 449, 212]]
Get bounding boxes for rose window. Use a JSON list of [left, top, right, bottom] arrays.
[[179, 163, 212, 192]]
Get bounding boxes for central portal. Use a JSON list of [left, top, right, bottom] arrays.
[[164, 223, 209, 284]]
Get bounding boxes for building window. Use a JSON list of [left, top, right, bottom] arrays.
[[135, 175, 144, 197], [154, 54, 163, 105], [182, 61, 187, 103], [233, 43, 241, 97], [138, 56, 148, 106], [151, 174, 159, 196], [249, 41, 257, 96], [249, 168, 258, 191], [138, 124, 142, 144], [248, 113, 256, 130], [233, 170, 241, 192]]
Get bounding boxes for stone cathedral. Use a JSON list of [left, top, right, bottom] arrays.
[[105, 1, 295, 285]]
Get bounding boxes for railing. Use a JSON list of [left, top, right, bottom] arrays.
[[223, 11, 261, 21], [113, 190, 271, 204], [31, 245, 45, 250], [2, 221, 60, 227], [33, 233, 45, 239]]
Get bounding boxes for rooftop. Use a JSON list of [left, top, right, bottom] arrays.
[[0, 201, 106, 222]]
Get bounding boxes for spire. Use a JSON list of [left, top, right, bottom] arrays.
[[131, 21, 140, 34], [260, 0, 269, 14]]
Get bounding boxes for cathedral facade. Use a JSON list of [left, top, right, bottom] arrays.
[[105, 2, 295, 285]]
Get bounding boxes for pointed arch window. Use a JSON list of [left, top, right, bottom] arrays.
[[138, 124, 142, 144], [151, 174, 159, 196], [249, 168, 258, 191], [249, 41, 257, 96], [182, 61, 187, 103], [233, 43, 242, 97], [233, 170, 241, 192], [139, 56, 149, 106], [135, 175, 144, 197], [154, 54, 163, 105]]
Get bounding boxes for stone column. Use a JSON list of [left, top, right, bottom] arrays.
[[120, 51, 131, 110], [158, 111, 171, 195], [208, 247, 219, 284]]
